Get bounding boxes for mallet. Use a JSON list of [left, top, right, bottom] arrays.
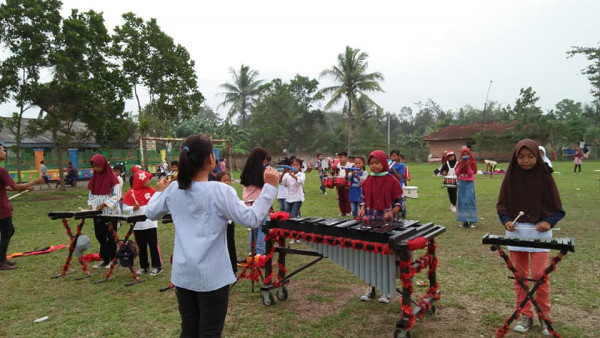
[[8, 189, 31, 200]]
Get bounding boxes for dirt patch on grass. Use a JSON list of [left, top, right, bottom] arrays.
[[288, 279, 363, 319], [27, 194, 82, 202]]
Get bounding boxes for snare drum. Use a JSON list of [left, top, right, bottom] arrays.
[[442, 176, 457, 188], [334, 177, 346, 187], [324, 177, 334, 189], [404, 186, 419, 199]]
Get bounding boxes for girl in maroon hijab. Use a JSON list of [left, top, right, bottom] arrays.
[[497, 139, 564, 335], [357, 150, 403, 303], [87, 154, 122, 268]]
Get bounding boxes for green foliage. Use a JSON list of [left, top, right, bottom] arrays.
[[568, 42, 600, 105], [218, 64, 263, 127]]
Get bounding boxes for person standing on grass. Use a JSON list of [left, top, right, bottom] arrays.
[[240, 147, 271, 255], [216, 171, 238, 274], [456, 147, 479, 228], [573, 148, 582, 174], [497, 139, 564, 336], [357, 150, 403, 303], [38, 160, 51, 190], [282, 158, 305, 218], [277, 158, 291, 213], [538, 146, 553, 174], [348, 156, 367, 218], [0, 144, 44, 270], [440, 151, 458, 213], [146, 134, 278, 337], [88, 154, 121, 269], [334, 151, 351, 216], [315, 153, 327, 195], [123, 169, 163, 276]]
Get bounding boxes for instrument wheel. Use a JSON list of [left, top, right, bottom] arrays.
[[394, 329, 410, 338], [428, 305, 436, 315], [276, 286, 288, 300], [261, 290, 275, 306]]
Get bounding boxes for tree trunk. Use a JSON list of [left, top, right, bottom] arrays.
[[347, 98, 352, 155], [134, 83, 142, 115], [15, 109, 23, 183], [53, 128, 66, 191]]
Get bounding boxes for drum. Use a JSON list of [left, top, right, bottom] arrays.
[[345, 180, 351, 187], [442, 176, 457, 188], [324, 177, 334, 189], [334, 177, 346, 187], [302, 162, 312, 173], [404, 186, 419, 199], [320, 159, 330, 171]]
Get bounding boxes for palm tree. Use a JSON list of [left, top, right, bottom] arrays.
[[318, 46, 384, 154], [218, 64, 263, 127]]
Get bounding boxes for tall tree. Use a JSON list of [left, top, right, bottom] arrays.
[[0, 0, 62, 182], [218, 64, 263, 127], [568, 42, 600, 114], [30, 9, 133, 190], [318, 46, 384, 154]]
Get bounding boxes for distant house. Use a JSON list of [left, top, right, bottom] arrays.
[[422, 121, 517, 161]]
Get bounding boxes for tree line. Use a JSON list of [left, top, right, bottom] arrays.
[[1, 0, 599, 186]]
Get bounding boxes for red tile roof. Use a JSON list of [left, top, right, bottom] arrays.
[[421, 121, 516, 141]]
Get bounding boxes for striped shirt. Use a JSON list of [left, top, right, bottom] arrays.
[[87, 185, 121, 215]]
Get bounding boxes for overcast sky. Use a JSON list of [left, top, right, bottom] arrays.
[[1, 0, 599, 119]]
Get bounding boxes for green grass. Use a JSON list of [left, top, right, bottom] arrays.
[[1, 161, 599, 337]]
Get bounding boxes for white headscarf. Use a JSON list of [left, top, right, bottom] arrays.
[[538, 146, 553, 168]]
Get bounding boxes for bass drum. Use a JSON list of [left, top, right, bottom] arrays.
[[301, 161, 312, 173], [320, 158, 330, 171]]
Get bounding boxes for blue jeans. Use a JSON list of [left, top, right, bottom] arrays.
[[350, 201, 360, 217], [249, 215, 268, 255], [286, 201, 302, 218], [278, 199, 288, 212], [319, 175, 326, 194]]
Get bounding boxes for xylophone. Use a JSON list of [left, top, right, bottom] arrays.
[[262, 217, 446, 338], [482, 234, 575, 338]]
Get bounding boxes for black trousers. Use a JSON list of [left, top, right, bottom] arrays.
[[0, 217, 15, 262], [175, 285, 229, 338], [93, 218, 117, 264], [226, 222, 237, 274], [133, 228, 162, 269], [447, 187, 457, 206], [574, 164, 581, 173]]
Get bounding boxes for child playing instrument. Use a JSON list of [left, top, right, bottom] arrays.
[[277, 158, 291, 212], [335, 151, 351, 216], [146, 134, 278, 337], [358, 150, 403, 303], [282, 158, 305, 218], [123, 169, 163, 276], [440, 151, 457, 212], [88, 154, 122, 269], [240, 147, 271, 255], [316, 153, 327, 195], [348, 156, 367, 217], [456, 147, 479, 228], [497, 139, 565, 336], [216, 171, 238, 274]]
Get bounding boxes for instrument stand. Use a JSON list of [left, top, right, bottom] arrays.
[[236, 227, 264, 293], [48, 211, 101, 279], [489, 245, 567, 338], [94, 219, 144, 286]]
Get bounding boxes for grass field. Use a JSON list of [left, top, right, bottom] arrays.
[[1, 160, 599, 337]]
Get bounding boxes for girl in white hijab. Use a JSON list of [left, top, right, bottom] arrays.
[[538, 146, 553, 173]]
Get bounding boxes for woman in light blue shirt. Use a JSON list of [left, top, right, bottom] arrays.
[[146, 134, 279, 337]]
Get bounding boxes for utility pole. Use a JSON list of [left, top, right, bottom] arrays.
[[387, 113, 391, 154], [479, 80, 493, 160]]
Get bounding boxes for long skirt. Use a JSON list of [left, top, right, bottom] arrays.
[[456, 180, 478, 223]]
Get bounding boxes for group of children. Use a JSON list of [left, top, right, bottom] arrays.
[[8, 135, 560, 337]]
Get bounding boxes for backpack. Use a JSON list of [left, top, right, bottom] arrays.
[[117, 241, 138, 268]]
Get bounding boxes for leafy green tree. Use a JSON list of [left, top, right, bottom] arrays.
[[0, 0, 62, 182], [568, 43, 600, 113], [503, 87, 549, 142], [218, 64, 263, 127], [30, 9, 133, 190], [318, 46, 384, 154]]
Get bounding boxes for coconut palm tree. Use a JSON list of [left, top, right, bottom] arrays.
[[318, 46, 384, 154], [218, 64, 263, 127]]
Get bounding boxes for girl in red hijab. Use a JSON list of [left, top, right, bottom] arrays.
[[87, 154, 121, 268], [455, 147, 478, 228], [123, 170, 162, 276], [497, 139, 564, 335], [357, 150, 403, 304]]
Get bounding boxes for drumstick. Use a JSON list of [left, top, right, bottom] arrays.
[[8, 189, 31, 200], [511, 211, 524, 224], [517, 227, 561, 231]]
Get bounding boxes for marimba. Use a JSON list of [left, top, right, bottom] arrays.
[[262, 217, 446, 337], [48, 210, 102, 279], [482, 234, 575, 338]]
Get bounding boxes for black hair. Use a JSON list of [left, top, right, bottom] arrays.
[[390, 150, 399, 156], [348, 155, 355, 159], [338, 151, 348, 157], [178, 134, 213, 190], [240, 147, 267, 187], [316, 153, 322, 157], [265, 154, 272, 161], [216, 171, 230, 182], [112, 165, 122, 172], [170, 161, 178, 167], [278, 157, 292, 166], [398, 154, 405, 161], [355, 156, 366, 169], [292, 158, 303, 167], [40, 160, 45, 164]]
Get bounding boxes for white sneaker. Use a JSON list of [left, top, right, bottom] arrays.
[[469, 223, 476, 228], [378, 294, 390, 303], [360, 286, 375, 301], [137, 268, 149, 275], [514, 316, 532, 333], [150, 267, 163, 276], [451, 206, 456, 212], [105, 262, 112, 269]]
